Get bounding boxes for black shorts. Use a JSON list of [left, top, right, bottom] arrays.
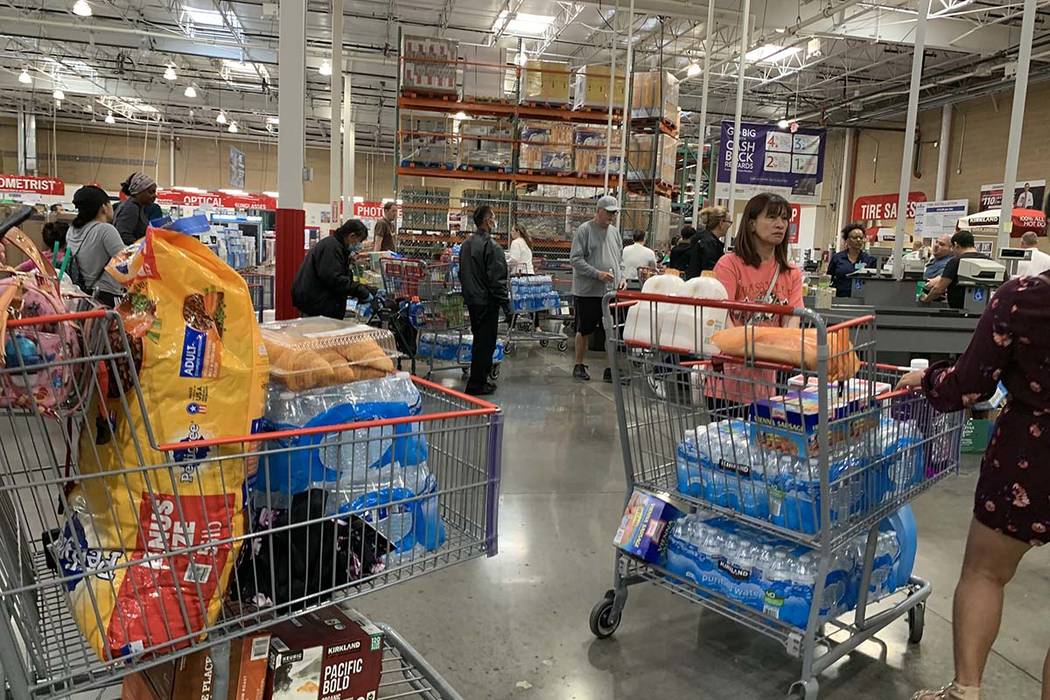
[[574, 296, 605, 336]]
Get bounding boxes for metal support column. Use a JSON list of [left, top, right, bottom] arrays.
[[998, 0, 1037, 251], [691, 0, 715, 226], [726, 0, 751, 247], [275, 0, 307, 320], [603, 10, 618, 193], [935, 104, 952, 201], [169, 128, 176, 186], [615, 0, 635, 208], [837, 127, 856, 236], [329, 0, 344, 229], [16, 109, 37, 176], [343, 70, 356, 208], [892, 0, 931, 281]]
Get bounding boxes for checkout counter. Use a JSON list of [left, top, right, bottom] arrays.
[[806, 249, 1023, 358]]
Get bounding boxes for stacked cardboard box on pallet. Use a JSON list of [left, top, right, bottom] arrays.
[[630, 71, 681, 130], [519, 120, 574, 173], [516, 196, 567, 239], [522, 60, 571, 105], [461, 189, 512, 233], [460, 45, 507, 101], [400, 112, 456, 167], [573, 125, 623, 175], [627, 132, 678, 185], [403, 35, 459, 96], [401, 186, 451, 230], [621, 193, 673, 249], [458, 117, 513, 170], [573, 64, 627, 111]]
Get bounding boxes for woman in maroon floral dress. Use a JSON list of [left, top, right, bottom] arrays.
[[899, 273, 1050, 700]]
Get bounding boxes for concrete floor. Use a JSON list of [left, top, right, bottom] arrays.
[[356, 344, 1050, 699]]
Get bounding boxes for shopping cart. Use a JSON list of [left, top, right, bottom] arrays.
[[0, 309, 503, 698], [504, 273, 570, 354], [536, 258, 576, 336], [238, 267, 275, 323], [589, 291, 963, 699]]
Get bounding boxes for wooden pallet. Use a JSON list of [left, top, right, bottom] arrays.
[[518, 169, 574, 177], [456, 164, 512, 173], [400, 161, 457, 171], [401, 90, 459, 101]]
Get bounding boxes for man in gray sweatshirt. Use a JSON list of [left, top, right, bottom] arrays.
[[570, 195, 624, 381]]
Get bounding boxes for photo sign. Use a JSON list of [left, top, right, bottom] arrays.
[[715, 120, 826, 204]]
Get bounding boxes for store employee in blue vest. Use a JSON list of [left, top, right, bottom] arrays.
[[827, 222, 877, 298]]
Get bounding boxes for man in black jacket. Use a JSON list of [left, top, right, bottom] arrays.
[[458, 205, 510, 396], [292, 219, 373, 319]]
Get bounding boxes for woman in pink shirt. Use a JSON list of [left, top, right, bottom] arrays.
[[710, 192, 803, 405]]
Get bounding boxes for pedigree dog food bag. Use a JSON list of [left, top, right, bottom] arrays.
[[58, 228, 268, 660]]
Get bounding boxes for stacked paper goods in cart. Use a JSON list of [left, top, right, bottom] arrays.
[[614, 489, 919, 630]]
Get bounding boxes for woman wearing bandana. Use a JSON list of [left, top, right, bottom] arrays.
[[113, 171, 158, 245]]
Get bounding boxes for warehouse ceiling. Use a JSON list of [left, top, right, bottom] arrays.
[[0, 0, 1048, 152]]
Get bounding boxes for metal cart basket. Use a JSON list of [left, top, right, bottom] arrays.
[[589, 291, 963, 699], [0, 309, 502, 698]]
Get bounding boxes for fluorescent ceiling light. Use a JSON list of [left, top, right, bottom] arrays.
[[104, 112, 115, 124], [18, 69, 31, 84], [745, 44, 801, 63], [184, 84, 197, 98], [184, 7, 225, 25], [220, 59, 269, 81], [216, 110, 227, 124], [72, 0, 92, 16], [505, 13, 555, 36], [52, 88, 65, 100], [265, 116, 279, 125], [319, 59, 332, 76], [806, 37, 822, 58], [777, 118, 790, 129], [164, 65, 177, 81], [686, 62, 702, 77]]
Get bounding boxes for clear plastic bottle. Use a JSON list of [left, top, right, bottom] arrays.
[[869, 531, 900, 598], [762, 551, 794, 621], [699, 527, 727, 595], [784, 553, 818, 628]]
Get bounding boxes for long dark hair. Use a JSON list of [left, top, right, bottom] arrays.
[[734, 192, 792, 271], [71, 186, 110, 228], [512, 223, 532, 249]]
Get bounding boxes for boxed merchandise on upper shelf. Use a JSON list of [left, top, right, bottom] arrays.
[[400, 112, 456, 168], [400, 186, 451, 231], [458, 117, 512, 171], [522, 60, 571, 105], [573, 125, 623, 175], [573, 64, 626, 111], [631, 71, 681, 129], [627, 132, 678, 185], [515, 195, 567, 239], [520, 120, 573, 173], [402, 35, 459, 96], [262, 317, 398, 392], [460, 45, 507, 101]]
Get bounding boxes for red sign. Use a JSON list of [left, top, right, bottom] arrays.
[[0, 174, 64, 196], [788, 203, 801, 244], [156, 189, 277, 210], [353, 200, 398, 219], [959, 208, 1046, 238], [852, 192, 927, 221]]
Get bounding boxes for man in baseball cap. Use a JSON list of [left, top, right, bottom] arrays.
[[569, 194, 624, 381]]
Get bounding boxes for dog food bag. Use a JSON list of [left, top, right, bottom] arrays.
[[59, 228, 269, 660]]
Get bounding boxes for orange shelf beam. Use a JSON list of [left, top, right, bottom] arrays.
[[397, 166, 619, 188], [397, 96, 623, 125]]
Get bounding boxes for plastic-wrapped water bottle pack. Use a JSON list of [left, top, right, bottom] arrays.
[[663, 513, 908, 628], [676, 416, 925, 534], [418, 332, 505, 363], [510, 275, 561, 313]]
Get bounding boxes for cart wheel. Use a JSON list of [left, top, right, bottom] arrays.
[[589, 591, 621, 639], [539, 339, 549, 348], [908, 602, 925, 644], [557, 340, 568, 352], [489, 364, 501, 380], [504, 342, 514, 356], [787, 679, 819, 699]]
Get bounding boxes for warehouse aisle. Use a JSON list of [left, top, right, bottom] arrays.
[[356, 348, 1048, 699]]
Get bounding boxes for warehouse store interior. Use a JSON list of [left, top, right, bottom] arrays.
[[1, 0, 1049, 699]]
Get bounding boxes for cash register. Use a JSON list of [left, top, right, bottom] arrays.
[[957, 256, 1007, 313]]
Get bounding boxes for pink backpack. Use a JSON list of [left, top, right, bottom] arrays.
[[0, 210, 82, 416]]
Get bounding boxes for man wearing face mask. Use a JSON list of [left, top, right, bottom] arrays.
[[292, 218, 374, 320]]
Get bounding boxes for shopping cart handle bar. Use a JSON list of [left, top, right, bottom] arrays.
[[157, 405, 499, 451], [5, 308, 108, 327], [826, 314, 876, 333], [610, 300, 638, 309], [874, 386, 922, 402], [411, 374, 500, 410], [615, 290, 794, 316], [708, 352, 799, 373]]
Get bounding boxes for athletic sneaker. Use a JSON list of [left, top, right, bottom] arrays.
[[573, 364, 590, 381]]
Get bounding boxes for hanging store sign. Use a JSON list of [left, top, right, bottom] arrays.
[[156, 189, 276, 210], [957, 208, 1046, 238], [0, 174, 65, 196], [228, 147, 246, 189], [914, 199, 969, 238], [715, 120, 827, 205], [979, 179, 1045, 210], [851, 192, 927, 221]]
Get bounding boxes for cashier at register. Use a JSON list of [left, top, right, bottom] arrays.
[[826, 223, 877, 297], [919, 230, 989, 309]]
